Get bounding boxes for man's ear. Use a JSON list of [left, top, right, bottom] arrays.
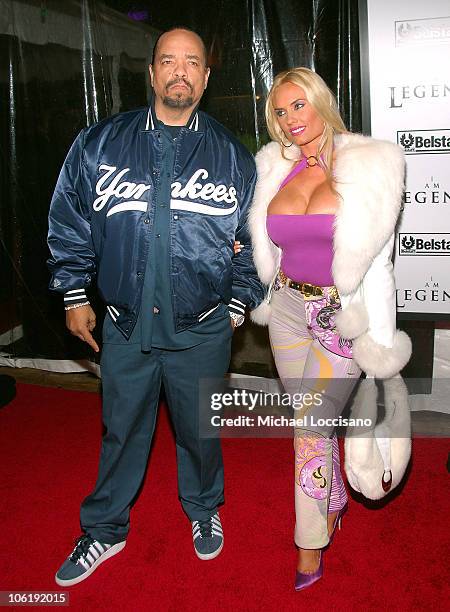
[[204, 67, 211, 90], [148, 65, 154, 87]]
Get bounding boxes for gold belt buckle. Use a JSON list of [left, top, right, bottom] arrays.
[[302, 283, 324, 297], [314, 285, 324, 297], [301, 283, 314, 297]]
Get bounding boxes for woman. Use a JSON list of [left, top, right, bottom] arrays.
[[248, 68, 411, 590]]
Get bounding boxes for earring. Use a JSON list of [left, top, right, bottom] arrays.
[[280, 133, 293, 148]]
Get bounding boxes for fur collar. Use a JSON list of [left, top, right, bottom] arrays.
[[249, 133, 405, 295]]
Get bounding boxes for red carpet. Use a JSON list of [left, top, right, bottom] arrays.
[[0, 383, 449, 611]]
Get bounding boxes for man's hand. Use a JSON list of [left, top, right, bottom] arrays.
[[66, 305, 99, 352]]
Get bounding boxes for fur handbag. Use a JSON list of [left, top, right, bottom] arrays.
[[344, 375, 411, 500]]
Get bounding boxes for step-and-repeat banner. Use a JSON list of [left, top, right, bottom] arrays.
[[362, 0, 450, 315]]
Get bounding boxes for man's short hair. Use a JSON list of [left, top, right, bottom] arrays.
[[151, 27, 209, 67]]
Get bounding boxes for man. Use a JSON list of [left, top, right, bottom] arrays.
[[48, 28, 264, 586]]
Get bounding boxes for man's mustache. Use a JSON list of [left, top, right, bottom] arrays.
[[166, 78, 193, 92]]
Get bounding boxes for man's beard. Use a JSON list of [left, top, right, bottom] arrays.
[[163, 94, 194, 109], [163, 78, 194, 109]]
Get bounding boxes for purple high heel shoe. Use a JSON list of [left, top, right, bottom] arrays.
[[294, 504, 347, 590], [294, 551, 323, 591]]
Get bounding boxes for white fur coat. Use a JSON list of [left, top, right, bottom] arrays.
[[248, 134, 412, 379]]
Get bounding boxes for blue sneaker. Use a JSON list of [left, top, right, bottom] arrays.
[[55, 534, 126, 586], [192, 513, 224, 560]]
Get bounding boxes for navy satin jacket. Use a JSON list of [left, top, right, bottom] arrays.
[[47, 106, 264, 337]]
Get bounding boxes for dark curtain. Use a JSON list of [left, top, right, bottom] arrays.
[[0, 0, 361, 374], [0, 0, 157, 361]]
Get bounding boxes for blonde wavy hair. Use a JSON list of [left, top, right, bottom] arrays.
[[265, 67, 347, 178]]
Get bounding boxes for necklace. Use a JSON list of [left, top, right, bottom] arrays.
[[305, 155, 319, 167], [294, 154, 320, 171]]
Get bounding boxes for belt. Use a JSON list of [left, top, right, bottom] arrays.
[[278, 270, 324, 297]]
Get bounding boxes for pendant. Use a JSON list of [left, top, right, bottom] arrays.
[[306, 155, 319, 168]]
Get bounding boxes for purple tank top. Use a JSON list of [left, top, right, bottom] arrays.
[[267, 214, 335, 286]]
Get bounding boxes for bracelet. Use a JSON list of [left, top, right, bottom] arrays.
[[229, 311, 245, 327], [65, 301, 90, 311]]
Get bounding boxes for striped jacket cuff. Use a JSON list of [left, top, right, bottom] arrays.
[[64, 289, 88, 306], [228, 297, 246, 317]]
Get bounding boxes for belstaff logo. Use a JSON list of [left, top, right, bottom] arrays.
[[403, 176, 450, 206], [397, 277, 450, 309], [397, 130, 450, 155], [395, 16, 450, 47], [399, 234, 450, 256]]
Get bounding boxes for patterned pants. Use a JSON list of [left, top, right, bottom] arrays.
[[269, 281, 361, 549]]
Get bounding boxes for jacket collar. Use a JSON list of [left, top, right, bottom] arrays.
[[144, 95, 201, 132]]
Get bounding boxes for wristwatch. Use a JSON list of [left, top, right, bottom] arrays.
[[229, 312, 245, 327]]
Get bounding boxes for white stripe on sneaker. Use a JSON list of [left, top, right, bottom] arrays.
[[86, 552, 95, 565], [78, 556, 90, 570]]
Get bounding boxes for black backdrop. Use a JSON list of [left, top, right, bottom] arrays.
[[0, 0, 361, 375]]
